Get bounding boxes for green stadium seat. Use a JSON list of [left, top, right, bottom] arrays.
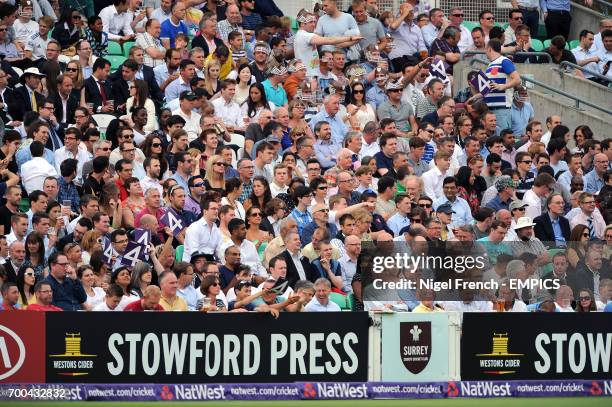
[[530, 39, 544, 51], [346, 293, 355, 311], [123, 41, 135, 57], [329, 292, 348, 310], [543, 39, 551, 49], [175, 245, 184, 263], [18, 198, 30, 212], [107, 55, 127, 72], [537, 24, 547, 40], [462, 21, 479, 31], [107, 41, 122, 55], [569, 39, 579, 49], [290, 16, 298, 34]]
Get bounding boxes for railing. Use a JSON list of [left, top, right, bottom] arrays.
[[559, 61, 612, 85], [467, 59, 612, 116], [587, 0, 611, 15], [461, 50, 553, 63]]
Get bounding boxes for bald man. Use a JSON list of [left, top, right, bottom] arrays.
[[584, 153, 609, 194], [339, 234, 361, 293], [139, 214, 163, 245]]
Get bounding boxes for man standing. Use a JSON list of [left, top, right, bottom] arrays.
[[100, 0, 134, 43], [42, 252, 86, 311], [484, 39, 521, 132], [352, 0, 386, 49], [315, 0, 359, 53], [541, 0, 573, 40], [387, 3, 427, 71]]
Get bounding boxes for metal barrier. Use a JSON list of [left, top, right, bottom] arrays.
[[467, 59, 612, 116], [559, 61, 612, 85], [588, 0, 611, 15], [461, 50, 553, 63]]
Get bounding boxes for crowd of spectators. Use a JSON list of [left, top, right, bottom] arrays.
[[0, 0, 610, 314]]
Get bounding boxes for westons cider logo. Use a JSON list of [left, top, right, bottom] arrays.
[[400, 322, 431, 374], [49, 333, 96, 376], [475, 333, 523, 375]]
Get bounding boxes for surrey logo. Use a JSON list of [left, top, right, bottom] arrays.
[[400, 322, 431, 374]]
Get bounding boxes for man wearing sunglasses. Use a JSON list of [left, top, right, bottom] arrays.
[[448, 7, 473, 53]]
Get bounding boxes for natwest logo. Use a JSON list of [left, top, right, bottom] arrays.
[[0, 313, 45, 383], [0, 324, 25, 381]]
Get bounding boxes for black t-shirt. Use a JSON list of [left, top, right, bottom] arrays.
[[547, 49, 577, 65], [0, 150, 18, 174], [0, 204, 16, 235]]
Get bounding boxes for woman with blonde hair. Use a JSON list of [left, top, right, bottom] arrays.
[[203, 155, 226, 194], [203, 59, 222, 99], [80, 230, 103, 265]]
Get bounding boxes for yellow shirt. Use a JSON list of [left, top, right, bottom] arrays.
[[160, 295, 188, 311], [412, 303, 444, 313], [206, 53, 233, 80]]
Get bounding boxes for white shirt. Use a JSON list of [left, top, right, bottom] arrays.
[[304, 296, 341, 312], [13, 19, 38, 44], [100, 5, 134, 41], [359, 139, 380, 160], [25, 32, 48, 60], [85, 287, 106, 309], [572, 46, 600, 78], [211, 97, 243, 129], [221, 239, 267, 277], [21, 157, 58, 194], [140, 176, 163, 196], [151, 8, 171, 24], [422, 166, 453, 200], [269, 182, 288, 197], [54, 146, 90, 185], [339, 255, 357, 294], [183, 218, 224, 262], [522, 189, 543, 219], [93, 300, 122, 311], [5, 231, 25, 246], [109, 147, 145, 166], [555, 303, 574, 312], [172, 108, 201, 143], [457, 25, 474, 54]]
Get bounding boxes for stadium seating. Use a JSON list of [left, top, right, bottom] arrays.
[[329, 292, 350, 310], [530, 39, 544, 51], [175, 245, 184, 263], [107, 55, 127, 72], [123, 41, 136, 58], [107, 41, 123, 56]]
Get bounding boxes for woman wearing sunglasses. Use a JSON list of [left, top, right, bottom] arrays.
[[204, 155, 227, 194], [51, 8, 82, 52], [141, 134, 170, 179], [575, 289, 597, 312], [16, 265, 36, 308], [197, 275, 227, 312], [346, 81, 376, 131], [245, 206, 272, 261]]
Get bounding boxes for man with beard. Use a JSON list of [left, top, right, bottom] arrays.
[[140, 157, 162, 196], [509, 216, 549, 266], [154, 48, 181, 91], [224, 219, 267, 281], [185, 175, 205, 216]]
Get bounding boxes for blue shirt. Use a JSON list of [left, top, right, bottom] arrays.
[[160, 19, 189, 48], [164, 77, 191, 103], [314, 139, 340, 169], [171, 172, 189, 192], [16, 146, 55, 170], [290, 207, 313, 236], [311, 257, 342, 280], [549, 214, 567, 247], [58, 177, 80, 213], [485, 195, 512, 211], [301, 221, 338, 248], [511, 101, 534, 136], [309, 110, 348, 146], [43, 274, 87, 311], [365, 85, 388, 109], [540, 0, 571, 13], [262, 79, 288, 108], [387, 212, 410, 237], [583, 169, 604, 194], [422, 142, 435, 163], [374, 151, 393, 174], [433, 196, 474, 227]]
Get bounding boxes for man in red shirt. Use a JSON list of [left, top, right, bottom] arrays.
[[124, 285, 165, 311], [26, 282, 63, 311]]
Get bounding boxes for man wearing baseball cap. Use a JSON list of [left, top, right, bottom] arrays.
[[172, 91, 201, 143], [436, 202, 456, 241], [485, 175, 516, 211], [377, 78, 417, 135]]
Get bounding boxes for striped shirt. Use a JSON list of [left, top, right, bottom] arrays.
[[484, 56, 516, 108], [135, 32, 165, 68]]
